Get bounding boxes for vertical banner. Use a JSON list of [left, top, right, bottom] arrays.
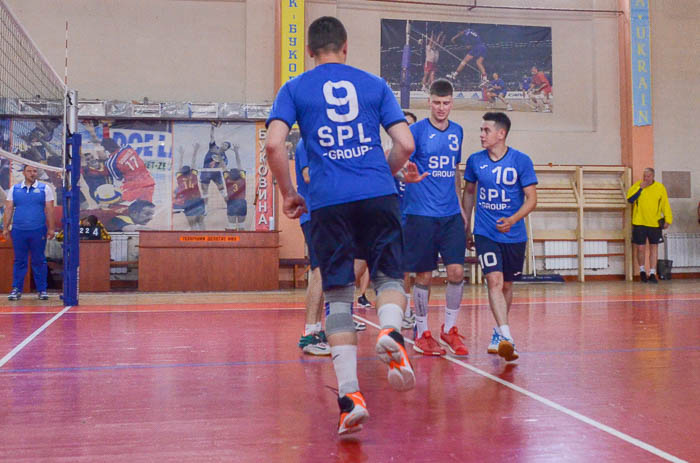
[[255, 122, 273, 230], [280, 0, 304, 83], [630, 0, 652, 126]]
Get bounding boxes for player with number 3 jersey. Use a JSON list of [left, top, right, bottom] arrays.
[[463, 112, 537, 362], [266, 16, 417, 436], [402, 79, 469, 358]]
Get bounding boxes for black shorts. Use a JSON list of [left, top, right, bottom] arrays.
[[301, 221, 319, 270], [403, 213, 466, 273], [310, 195, 403, 291], [226, 199, 247, 217], [474, 234, 526, 282], [632, 225, 662, 245], [183, 198, 205, 217], [200, 171, 223, 185]]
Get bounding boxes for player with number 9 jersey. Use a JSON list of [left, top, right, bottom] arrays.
[[464, 147, 537, 243], [267, 65, 406, 211]]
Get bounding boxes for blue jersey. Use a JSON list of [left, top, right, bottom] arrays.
[[520, 77, 531, 91], [464, 147, 537, 243], [403, 119, 463, 217], [267, 63, 405, 210], [203, 142, 228, 169], [463, 29, 483, 47], [294, 139, 311, 225], [490, 78, 506, 95]]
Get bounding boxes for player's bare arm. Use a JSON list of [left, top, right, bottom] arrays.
[[496, 184, 537, 233], [266, 120, 306, 219], [45, 200, 55, 238], [2, 199, 12, 239], [386, 122, 415, 175], [462, 181, 477, 248]]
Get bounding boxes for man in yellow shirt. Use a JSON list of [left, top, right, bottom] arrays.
[[626, 168, 672, 283]]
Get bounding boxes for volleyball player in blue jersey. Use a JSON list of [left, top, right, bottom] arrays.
[[462, 112, 537, 362], [266, 16, 416, 435], [447, 28, 488, 86], [402, 79, 468, 357]]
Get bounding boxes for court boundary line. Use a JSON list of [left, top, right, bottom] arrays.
[[1, 294, 698, 315], [0, 305, 73, 369], [354, 314, 688, 463]]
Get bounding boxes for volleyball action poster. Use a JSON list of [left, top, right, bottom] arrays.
[[171, 122, 256, 232], [76, 120, 173, 232], [381, 19, 553, 113]]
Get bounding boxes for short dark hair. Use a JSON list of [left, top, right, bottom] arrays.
[[101, 137, 121, 154], [228, 168, 242, 180], [128, 199, 155, 216], [84, 215, 98, 226], [403, 111, 417, 124], [430, 79, 453, 97], [483, 112, 511, 136], [308, 16, 347, 55]]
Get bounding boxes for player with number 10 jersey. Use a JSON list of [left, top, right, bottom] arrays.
[[464, 147, 537, 243]]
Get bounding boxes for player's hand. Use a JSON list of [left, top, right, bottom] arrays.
[[496, 216, 516, 233], [640, 179, 652, 189], [47, 228, 55, 239], [2, 229, 9, 240], [403, 162, 429, 183], [466, 230, 475, 250], [663, 222, 670, 230], [282, 192, 307, 219]]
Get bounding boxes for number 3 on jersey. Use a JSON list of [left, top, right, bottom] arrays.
[[318, 81, 371, 147]]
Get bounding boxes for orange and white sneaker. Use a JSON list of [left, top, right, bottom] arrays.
[[497, 337, 519, 362], [439, 325, 469, 356], [375, 328, 416, 391], [337, 391, 369, 435], [413, 330, 446, 356]]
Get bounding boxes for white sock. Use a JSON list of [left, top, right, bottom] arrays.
[[444, 281, 464, 332], [640, 266, 645, 273], [404, 294, 412, 317], [331, 345, 359, 397], [499, 325, 512, 341], [304, 324, 317, 336], [416, 315, 429, 338], [649, 268, 656, 275], [377, 303, 403, 332], [494, 326, 502, 336], [314, 321, 322, 333], [444, 309, 459, 332]]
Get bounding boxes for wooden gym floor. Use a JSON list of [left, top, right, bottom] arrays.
[[1, 279, 698, 462]]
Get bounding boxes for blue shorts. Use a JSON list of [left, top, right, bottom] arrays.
[[200, 171, 223, 185], [301, 220, 319, 270], [310, 195, 403, 291], [403, 214, 466, 273], [474, 234, 526, 281], [183, 198, 205, 217], [226, 198, 247, 217], [468, 44, 487, 60]]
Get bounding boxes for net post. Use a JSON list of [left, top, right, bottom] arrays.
[[62, 89, 80, 306]]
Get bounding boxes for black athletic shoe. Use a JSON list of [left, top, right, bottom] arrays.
[[357, 294, 371, 308], [648, 274, 658, 284], [640, 271, 648, 283]]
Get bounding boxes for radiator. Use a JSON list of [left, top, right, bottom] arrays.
[[110, 233, 130, 274], [544, 241, 608, 270], [665, 233, 700, 267]]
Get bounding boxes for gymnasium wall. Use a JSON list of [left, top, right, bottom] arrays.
[[650, 0, 700, 232], [6, 0, 699, 278]]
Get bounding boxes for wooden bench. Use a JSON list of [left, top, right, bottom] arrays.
[[279, 257, 310, 289]]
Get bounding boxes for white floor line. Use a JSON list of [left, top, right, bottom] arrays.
[[0, 305, 73, 369], [353, 314, 687, 463]]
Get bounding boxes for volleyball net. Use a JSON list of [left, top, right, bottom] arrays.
[[0, 0, 80, 304]]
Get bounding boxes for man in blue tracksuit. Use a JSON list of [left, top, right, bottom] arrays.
[[2, 164, 55, 300]]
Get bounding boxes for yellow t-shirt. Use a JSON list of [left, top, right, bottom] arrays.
[[626, 181, 673, 227]]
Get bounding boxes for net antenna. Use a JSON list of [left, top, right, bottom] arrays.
[[0, 0, 81, 305]]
